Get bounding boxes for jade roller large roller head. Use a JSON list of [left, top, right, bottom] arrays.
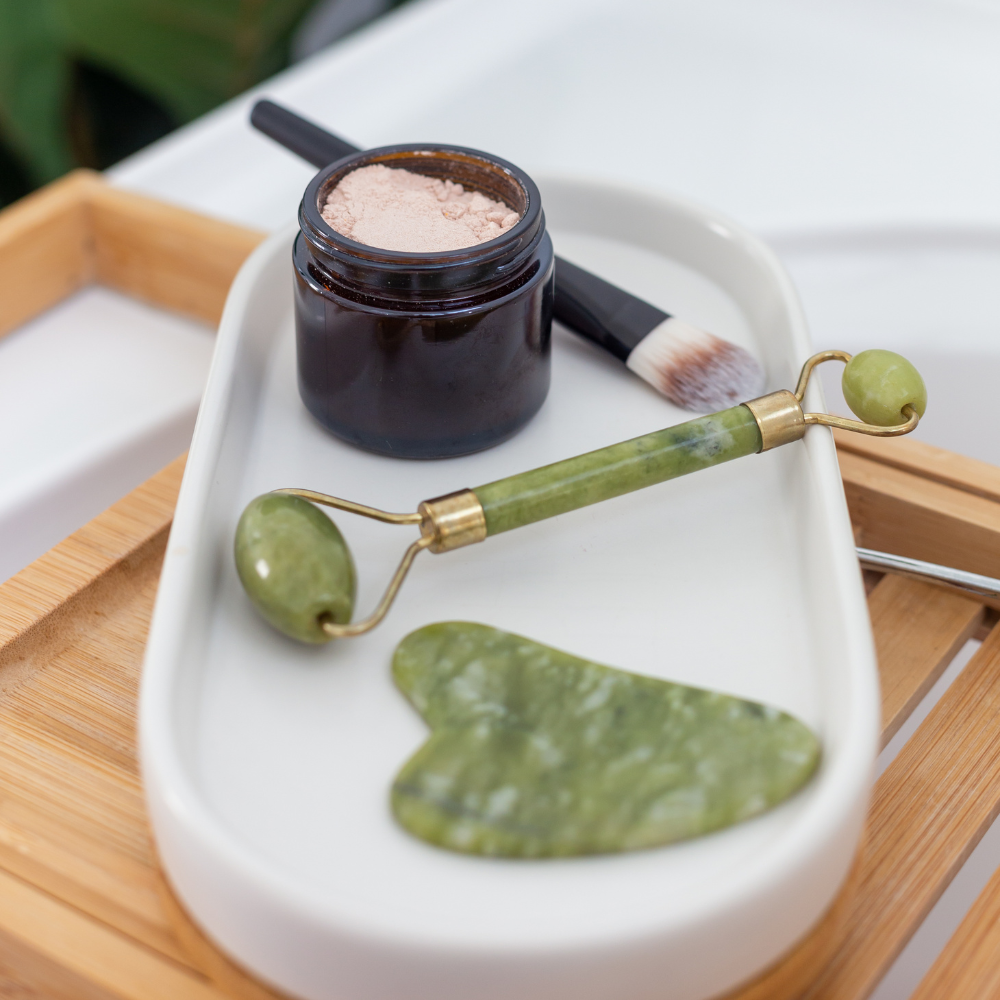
[[235, 349, 926, 643]]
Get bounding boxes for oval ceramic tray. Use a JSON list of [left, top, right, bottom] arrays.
[[140, 178, 878, 1000]]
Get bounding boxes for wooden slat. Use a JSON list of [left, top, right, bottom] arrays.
[[910, 860, 1000, 1000], [0, 170, 97, 339], [834, 427, 1000, 506], [867, 574, 984, 746], [0, 458, 188, 971], [0, 917, 117, 1000], [89, 184, 265, 326], [839, 449, 1000, 580], [0, 866, 224, 1000], [803, 619, 1000, 999]]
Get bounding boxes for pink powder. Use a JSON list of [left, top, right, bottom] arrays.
[[321, 164, 520, 253]]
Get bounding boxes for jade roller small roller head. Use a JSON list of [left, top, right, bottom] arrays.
[[841, 349, 927, 427], [234, 493, 357, 643], [235, 349, 926, 643]]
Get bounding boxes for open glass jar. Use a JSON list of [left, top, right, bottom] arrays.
[[294, 144, 554, 459]]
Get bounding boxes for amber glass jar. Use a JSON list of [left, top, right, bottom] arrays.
[[294, 144, 553, 459]]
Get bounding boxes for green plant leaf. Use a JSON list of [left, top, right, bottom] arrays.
[[0, 0, 73, 182], [53, 0, 317, 123], [0, 0, 315, 184]]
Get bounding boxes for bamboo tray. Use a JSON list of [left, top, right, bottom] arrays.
[[3, 174, 1000, 999]]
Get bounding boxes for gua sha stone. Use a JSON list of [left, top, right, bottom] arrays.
[[391, 623, 820, 858]]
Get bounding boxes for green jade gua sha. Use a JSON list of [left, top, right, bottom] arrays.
[[391, 622, 820, 857], [235, 349, 926, 643]]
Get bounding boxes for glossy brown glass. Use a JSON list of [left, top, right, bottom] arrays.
[[294, 144, 553, 459]]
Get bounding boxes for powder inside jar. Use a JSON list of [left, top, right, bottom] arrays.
[[321, 164, 521, 253]]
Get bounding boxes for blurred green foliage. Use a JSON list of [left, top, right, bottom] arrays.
[[0, 0, 316, 204]]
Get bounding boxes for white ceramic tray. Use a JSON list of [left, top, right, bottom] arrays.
[[140, 178, 879, 1000]]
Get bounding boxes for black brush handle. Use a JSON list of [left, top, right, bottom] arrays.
[[551, 256, 669, 362], [250, 99, 360, 168], [249, 100, 670, 364]]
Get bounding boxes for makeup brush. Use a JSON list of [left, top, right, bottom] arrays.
[[553, 256, 764, 412], [250, 100, 765, 412]]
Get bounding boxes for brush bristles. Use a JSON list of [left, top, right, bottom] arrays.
[[625, 318, 765, 413]]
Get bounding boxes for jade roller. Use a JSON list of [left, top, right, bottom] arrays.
[[235, 349, 926, 643]]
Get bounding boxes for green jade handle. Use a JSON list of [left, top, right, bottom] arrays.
[[473, 406, 761, 536]]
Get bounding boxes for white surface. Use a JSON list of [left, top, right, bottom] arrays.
[[773, 228, 1000, 467], [868, 638, 986, 1000], [0, 287, 214, 583], [140, 179, 878, 1000], [110, 0, 1000, 237]]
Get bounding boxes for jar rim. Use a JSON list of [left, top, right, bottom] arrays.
[[299, 143, 542, 266], [294, 228, 553, 316]]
